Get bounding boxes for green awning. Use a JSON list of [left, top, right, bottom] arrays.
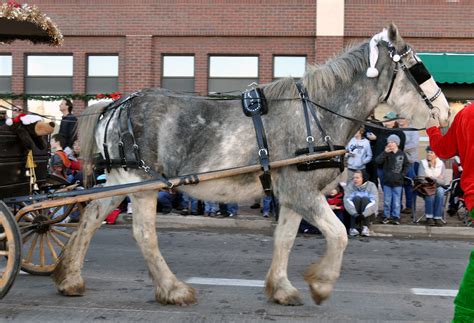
[[418, 53, 474, 84]]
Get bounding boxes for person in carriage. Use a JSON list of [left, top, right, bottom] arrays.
[[49, 133, 71, 180]]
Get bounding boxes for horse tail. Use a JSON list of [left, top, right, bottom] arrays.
[[78, 102, 108, 187]]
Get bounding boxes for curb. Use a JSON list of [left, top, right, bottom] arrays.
[[114, 213, 474, 239]]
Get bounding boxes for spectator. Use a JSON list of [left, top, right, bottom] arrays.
[[418, 146, 447, 227], [326, 184, 345, 225], [157, 189, 176, 214], [398, 118, 420, 214], [344, 171, 378, 236], [376, 134, 409, 225], [49, 133, 71, 180], [367, 111, 406, 187], [58, 99, 77, 150], [447, 156, 463, 216], [216, 203, 238, 217], [204, 201, 218, 217], [67, 140, 83, 184], [227, 203, 238, 217], [180, 193, 199, 215], [346, 126, 372, 181], [262, 195, 273, 218]]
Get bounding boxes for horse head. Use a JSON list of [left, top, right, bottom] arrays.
[[373, 23, 450, 128]]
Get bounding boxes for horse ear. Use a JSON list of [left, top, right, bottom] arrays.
[[387, 23, 405, 52]]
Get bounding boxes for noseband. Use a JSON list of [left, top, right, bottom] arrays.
[[383, 46, 442, 112]]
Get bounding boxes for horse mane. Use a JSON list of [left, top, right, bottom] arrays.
[[264, 41, 370, 100], [77, 101, 109, 187]]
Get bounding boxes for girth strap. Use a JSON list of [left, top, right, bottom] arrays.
[[242, 88, 273, 196]]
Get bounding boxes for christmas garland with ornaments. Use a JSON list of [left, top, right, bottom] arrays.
[[0, 0, 63, 46], [0, 92, 122, 102]]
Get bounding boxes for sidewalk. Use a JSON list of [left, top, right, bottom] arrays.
[[114, 203, 474, 240]]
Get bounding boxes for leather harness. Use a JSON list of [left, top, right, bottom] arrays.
[[241, 82, 345, 196]]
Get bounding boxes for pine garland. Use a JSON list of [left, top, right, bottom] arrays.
[[0, 92, 122, 101]]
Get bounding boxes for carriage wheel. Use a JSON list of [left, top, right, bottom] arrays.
[[0, 201, 21, 299], [16, 202, 84, 276]]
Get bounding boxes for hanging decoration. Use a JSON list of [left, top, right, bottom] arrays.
[[0, 0, 64, 46], [0, 92, 122, 102]]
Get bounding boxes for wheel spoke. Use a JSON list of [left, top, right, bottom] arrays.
[[45, 233, 58, 261], [55, 223, 79, 228], [22, 230, 35, 244], [48, 206, 63, 220], [39, 234, 45, 266], [25, 233, 39, 264], [51, 227, 71, 239], [48, 231, 65, 249]]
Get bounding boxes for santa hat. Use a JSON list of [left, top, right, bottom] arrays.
[[6, 113, 43, 126], [366, 28, 391, 78]]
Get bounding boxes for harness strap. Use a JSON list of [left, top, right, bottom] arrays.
[[295, 81, 335, 152], [295, 81, 315, 154], [242, 88, 273, 195], [383, 64, 398, 102], [102, 107, 119, 172], [98, 92, 171, 185], [117, 105, 128, 170]]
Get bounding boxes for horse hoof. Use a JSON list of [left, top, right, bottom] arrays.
[[57, 278, 85, 296], [308, 282, 333, 305], [156, 282, 197, 306], [273, 289, 304, 306]]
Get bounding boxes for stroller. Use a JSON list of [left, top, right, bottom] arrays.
[[446, 158, 472, 227]]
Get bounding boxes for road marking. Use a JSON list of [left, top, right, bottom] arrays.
[[187, 277, 458, 298], [186, 277, 264, 287], [411, 288, 458, 297]]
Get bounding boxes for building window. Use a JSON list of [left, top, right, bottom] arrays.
[[208, 56, 258, 95], [0, 55, 12, 94], [162, 55, 195, 93], [273, 56, 306, 79], [87, 55, 119, 94], [25, 55, 73, 94]]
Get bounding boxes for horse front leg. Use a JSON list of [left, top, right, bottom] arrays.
[[265, 205, 303, 305], [303, 194, 348, 305], [130, 191, 196, 305], [52, 195, 124, 296]]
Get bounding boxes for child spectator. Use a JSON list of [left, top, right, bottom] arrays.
[[326, 184, 345, 224], [376, 134, 409, 225], [346, 126, 372, 181], [344, 171, 378, 236], [67, 140, 83, 184], [49, 133, 71, 180]]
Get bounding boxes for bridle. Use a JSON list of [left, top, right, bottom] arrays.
[[383, 45, 443, 115]]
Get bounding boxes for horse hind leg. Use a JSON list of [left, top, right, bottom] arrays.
[[130, 191, 196, 305], [52, 195, 124, 296], [265, 205, 303, 306], [303, 194, 348, 305]]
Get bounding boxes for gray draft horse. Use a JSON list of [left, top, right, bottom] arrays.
[[53, 24, 450, 306]]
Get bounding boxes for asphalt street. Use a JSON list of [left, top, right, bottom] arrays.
[[1, 228, 472, 322]]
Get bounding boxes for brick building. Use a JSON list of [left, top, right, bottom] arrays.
[[0, 0, 473, 120]]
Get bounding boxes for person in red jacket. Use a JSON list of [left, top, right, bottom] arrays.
[[426, 102, 474, 322]]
